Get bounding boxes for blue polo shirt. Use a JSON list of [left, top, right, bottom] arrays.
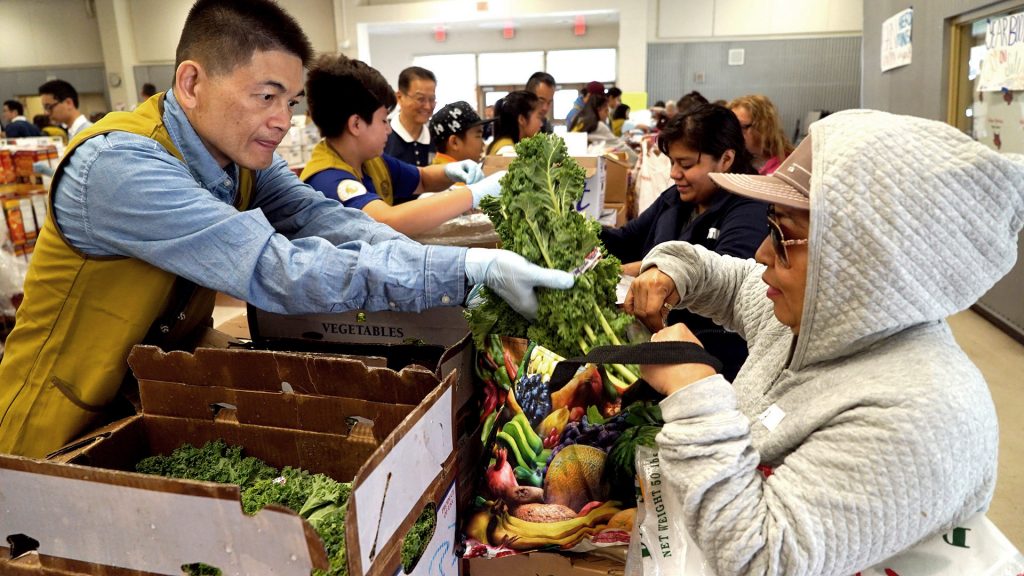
[[306, 154, 421, 210]]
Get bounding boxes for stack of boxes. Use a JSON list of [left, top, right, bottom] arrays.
[[1, 184, 47, 262]]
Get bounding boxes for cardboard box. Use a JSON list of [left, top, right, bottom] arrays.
[[599, 202, 627, 228], [0, 344, 464, 576], [466, 552, 625, 576], [483, 154, 606, 221], [602, 155, 631, 205], [247, 305, 483, 522]]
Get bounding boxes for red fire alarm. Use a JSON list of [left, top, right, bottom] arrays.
[[433, 25, 447, 42], [574, 15, 586, 36], [502, 21, 515, 40]]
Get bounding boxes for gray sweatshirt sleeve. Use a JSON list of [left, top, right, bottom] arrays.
[[642, 241, 774, 342], [656, 350, 997, 576]]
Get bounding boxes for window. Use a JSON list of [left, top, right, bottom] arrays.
[[483, 90, 509, 107], [546, 49, 617, 83], [553, 88, 581, 121], [412, 53, 478, 111], [477, 51, 544, 85]]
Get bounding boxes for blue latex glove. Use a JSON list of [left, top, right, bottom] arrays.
[[464, 248, 574, 320], [444, 159, 484, 185], [467, 170, 506, 208]]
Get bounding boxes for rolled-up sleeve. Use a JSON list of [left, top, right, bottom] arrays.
[[54, 134, 466, 315]]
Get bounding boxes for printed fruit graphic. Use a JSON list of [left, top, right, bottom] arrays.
[[605, 507, 636, 532], [487, 501, 621, 550], [464, 508, 493, 543], [543, 444, 607, 512], [511, 503, 577, 523]]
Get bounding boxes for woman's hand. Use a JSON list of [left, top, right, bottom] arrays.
[[624, 266, 680, 331], [642, 324, 718, 397], [621, 261, 642, 277]]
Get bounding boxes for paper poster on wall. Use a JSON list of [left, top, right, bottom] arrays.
[[977, 11, 1024, 92], [881, 8, 913, 72], [971, 89, 1024, 154]]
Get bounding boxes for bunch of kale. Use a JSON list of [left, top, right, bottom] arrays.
[[137, 440, 350, 576], [468, 134, 638, 387]]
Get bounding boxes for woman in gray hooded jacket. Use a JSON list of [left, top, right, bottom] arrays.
[[625, 109, 1024, 575]]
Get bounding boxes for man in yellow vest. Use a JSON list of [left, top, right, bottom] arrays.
[[0, 0, 573, 458], [302, 54, 501, 237]]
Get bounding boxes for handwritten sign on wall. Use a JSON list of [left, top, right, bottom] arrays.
[[881, 8, 913, 72], [978, 11, 1024, 92]]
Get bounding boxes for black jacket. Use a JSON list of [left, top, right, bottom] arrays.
[[601, 186, 768, 380]]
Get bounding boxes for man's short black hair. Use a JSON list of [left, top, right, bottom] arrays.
[[38, 79, 80, 108], [526, 72, 556, 92], [307, 53, 397, 139], [397, 66, 436, 92], [141, 83, 157, 97], [175, 0, 313, 76], [607, 87, 622, 98], [3, 100, 24, 115]]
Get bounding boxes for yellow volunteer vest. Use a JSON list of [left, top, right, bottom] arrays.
[[300, 140, 395, 205], [611, 118, 625, 137], [0, 93, 253, 458], [487, 137, 515, 156]]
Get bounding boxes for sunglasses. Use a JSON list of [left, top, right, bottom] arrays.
[[767, 206, 808, 268]]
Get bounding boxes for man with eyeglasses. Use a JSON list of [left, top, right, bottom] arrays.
[[526, 72, 555, 135], [38, 79, 92, 139], [0, 0, 572, 458], [385, 66, 437, 167]]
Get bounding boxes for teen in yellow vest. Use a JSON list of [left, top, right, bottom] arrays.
[[0, 0, 573, 458], [301, 54, 503, 237]]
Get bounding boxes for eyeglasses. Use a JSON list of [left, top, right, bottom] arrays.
[[42, 101, 59, 113], [403, 92, 436, 107], [767, 206, 807, 268]]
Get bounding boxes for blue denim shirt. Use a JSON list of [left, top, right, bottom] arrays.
[[52, 89, 467, 314]]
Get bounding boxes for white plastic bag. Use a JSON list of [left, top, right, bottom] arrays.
[[0, 228, 27, 317], [856, 513, 1024, 576], [625, 446, 712, 576], [634, 138, 673, 216], [625, 445, 1023, 576]]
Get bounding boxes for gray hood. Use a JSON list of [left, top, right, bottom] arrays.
[[792, 110, 1024, 369]]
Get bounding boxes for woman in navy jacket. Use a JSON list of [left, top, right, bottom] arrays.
[[602, 104, 767, 379]]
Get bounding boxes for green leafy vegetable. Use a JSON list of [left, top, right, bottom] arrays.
[[137, 441, 352, 576], [467, 134, 639, 385], [605, 402, 665, 504], [400, 502, 437, 573]]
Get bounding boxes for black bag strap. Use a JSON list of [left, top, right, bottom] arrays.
[[549, 341, 723, 390]]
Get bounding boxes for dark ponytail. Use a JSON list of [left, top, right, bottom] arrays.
[[491, 90, 539, 144]]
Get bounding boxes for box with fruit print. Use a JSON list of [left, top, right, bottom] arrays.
[[462, 335, 663, 559]]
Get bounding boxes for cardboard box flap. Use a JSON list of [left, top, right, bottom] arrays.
[[347, 370, 457, 576], [129, 345, 440, 406], [136, 380, 414, 441], [0, 454, 327, 575]]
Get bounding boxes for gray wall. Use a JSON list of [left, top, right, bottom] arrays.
[[862, 0, 991, 120], [0, 67, 107, 112], [647, 36, 862, 141], [863, 0, 1024, 341]]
